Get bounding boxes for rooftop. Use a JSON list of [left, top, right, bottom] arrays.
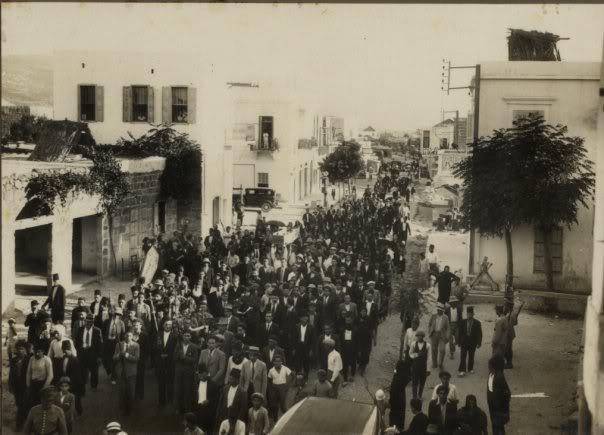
[[480, 61, 600, 80]]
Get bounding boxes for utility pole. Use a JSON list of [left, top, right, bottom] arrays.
[[442, 59, 480, 275]]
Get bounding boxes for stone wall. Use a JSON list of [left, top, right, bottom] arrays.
[[100, 169, 178, 277], [177, 198, 202, 237]]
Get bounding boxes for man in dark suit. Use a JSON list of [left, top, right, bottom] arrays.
[[89, 290, 104, 329], [198, 335, 227, 385], [458, 306, 483, 376], [405, 398, 429, 435], [318, 286, 337, 328], [194, 364, 220, 435], [224, 305, 241, 334], [113, 330, 140, 416], [174, 329, 200, 414], [262, 336, 286, 370], [75, 314, 103, 390], [155, 319, 177, 407], [55, 341, 85, 415], [266, 295, 286, 328], [428, 385, 458, 435], [42, 273, 65, 324], [70, 298, 90, 338], [258, 312, 280, 349], [293, 314, 314, 378], [216, 369, 248, 428]]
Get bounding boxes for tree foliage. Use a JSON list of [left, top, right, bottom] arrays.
[[319, 141, 364, 184], [454, 113, 594, 291]]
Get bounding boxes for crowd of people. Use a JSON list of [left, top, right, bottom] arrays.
[[6, 160, 524, 435]]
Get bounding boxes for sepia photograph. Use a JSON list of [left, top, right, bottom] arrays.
[[1, 3, 604, 435]]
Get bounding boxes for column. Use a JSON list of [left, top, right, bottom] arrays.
[[1, 226, 16, 313], [50, 214, 73, 293]]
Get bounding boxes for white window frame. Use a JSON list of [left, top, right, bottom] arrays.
[[503, 97, 556, 127]]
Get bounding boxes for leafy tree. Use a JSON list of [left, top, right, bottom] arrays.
[[454, 113, 594, 292], [511, 114, 594, 290], [319, 141, 364, 187]]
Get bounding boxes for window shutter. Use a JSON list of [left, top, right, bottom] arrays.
[[77, 85, 82, 121], [162, 87, 172, 124], [95, 86, 104, 122], [258, 116, 263, 144], [123, 86, 132, 122], [147, 86, 155, 123], [187, 87, 196, 124]]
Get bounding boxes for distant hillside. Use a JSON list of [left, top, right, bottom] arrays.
[[1, 55, 53, 107]]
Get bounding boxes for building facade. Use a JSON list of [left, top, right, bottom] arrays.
[[580, 45, 604, 435], [226, 85, 322, 204], [52, 50, 233, 235], [1, 154, 175, 313], [470, 61, 600, 294]]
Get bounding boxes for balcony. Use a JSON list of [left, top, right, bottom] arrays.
[[250, 137, 280, 153], [298, 137, 317, 149]]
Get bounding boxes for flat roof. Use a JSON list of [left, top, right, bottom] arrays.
[[270, 397, 376, 435], [480, 61, 600, 81]]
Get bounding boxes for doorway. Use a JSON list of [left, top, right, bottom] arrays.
[[212, 196, 220, 226], [72, 215, 100, 276], [14, 224, 51, 294]]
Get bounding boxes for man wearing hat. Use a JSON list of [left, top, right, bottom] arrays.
[[54, 341, 84, 416], [216, 368, 248, 427], [25, 300, 43, 346], [104, 421, 123, 435], [262, 335, 286, 371], [102, 307, 125, 384], [428, 303, 450, 370], [76, 313, 103, 390], [23, 385, 68, 435], [446, 295, 461, 360], [113, 329, 140, 416], [325, 337, 343, 398], [248, 392, 270, 435], [248, 345, 268, 399], [42, 273, 66, 324], [458, 306, 483, 377]]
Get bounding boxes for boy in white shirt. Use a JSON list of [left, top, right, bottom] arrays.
[[267, 356, 291, 421]]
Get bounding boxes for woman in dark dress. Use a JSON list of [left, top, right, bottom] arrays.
[[389, 359, 410, 432]]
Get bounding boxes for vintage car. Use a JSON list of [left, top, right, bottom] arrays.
[[232, 187, 277, 212], [270, 397, 379, 435]]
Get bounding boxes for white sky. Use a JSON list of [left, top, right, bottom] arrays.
[[2, 3, 603, 132]]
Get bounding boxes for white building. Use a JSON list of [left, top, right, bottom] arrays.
[[430, 119, 455, 151], [225, 85, 322, 204], [469, 61, 600, 295], [53, 50, 233, 234], [360, 126, 378, 140]]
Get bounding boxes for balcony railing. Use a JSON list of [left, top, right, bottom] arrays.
[[250, 137, 280, 152], [298, 137, 318, 149]]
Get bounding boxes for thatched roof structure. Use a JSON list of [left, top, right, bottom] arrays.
[[28, 120, 95, 162], [507, 29, 563, 61]]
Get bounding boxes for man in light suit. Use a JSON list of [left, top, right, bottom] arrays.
[[248, 346, 268, 399], [197, 335, 226, 385], [338, 294, 358, 323], [491, 305, 508, 359], [428, 303, 450, 370], [113, 330, 139, 416]]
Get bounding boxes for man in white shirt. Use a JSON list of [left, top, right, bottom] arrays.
[[267, 355, 291, 421], [430, 371, 459, 405], [325, 338, 343, 398], [426, 244, 439, 277]]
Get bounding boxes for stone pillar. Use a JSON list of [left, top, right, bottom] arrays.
[[1, 225, 16, 313], [50, 214, 73, 293]]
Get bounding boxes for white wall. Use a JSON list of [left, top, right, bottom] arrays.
[[225, 88, 321, 203], [53, 50, 233, 235], [473, 61, 600, 293]]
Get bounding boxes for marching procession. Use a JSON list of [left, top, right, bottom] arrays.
[[7, 160, 522, 435]]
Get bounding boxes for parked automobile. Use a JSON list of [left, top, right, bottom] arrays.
[[270, 397, 378, 435], [232, 187, 277, 212]]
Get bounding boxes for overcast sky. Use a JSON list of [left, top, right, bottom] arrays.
[[2, 3, 603, 132]]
